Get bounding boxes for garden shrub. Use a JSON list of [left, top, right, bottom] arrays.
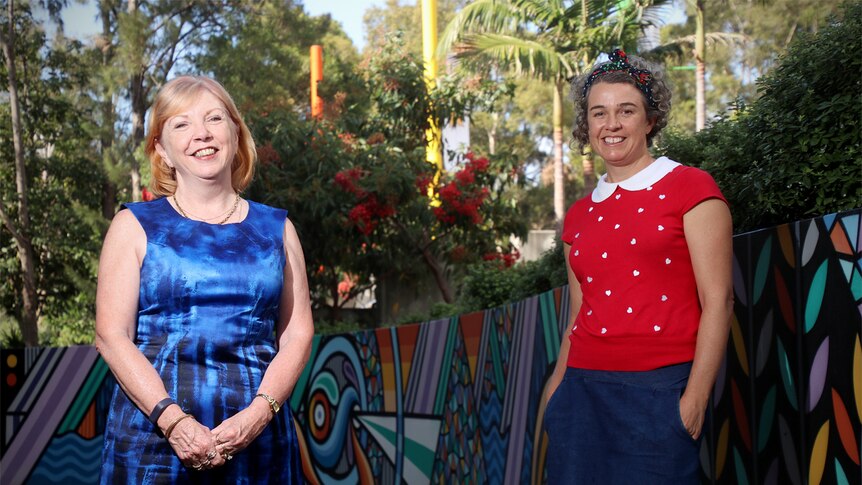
[[658, 1, 861, 232]]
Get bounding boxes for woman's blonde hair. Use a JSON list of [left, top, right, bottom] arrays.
[[146, 75, 256, 196]]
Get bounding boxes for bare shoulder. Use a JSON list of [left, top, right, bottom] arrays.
[[101, 209, 146, 263], [281, 218, 306, 262]]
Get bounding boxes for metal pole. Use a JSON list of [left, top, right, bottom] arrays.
[[310, 45, 324, 119]]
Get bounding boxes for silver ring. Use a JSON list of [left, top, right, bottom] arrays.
[[206, 450, 217, 460]]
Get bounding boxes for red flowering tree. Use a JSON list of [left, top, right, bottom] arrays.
[[252, 33, 524, 317]]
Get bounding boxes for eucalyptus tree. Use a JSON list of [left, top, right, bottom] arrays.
[[1, 0, 104, 346], [0, 0, 39, 345], [437, 0, 671, 221], [97, 0, 238, 202]]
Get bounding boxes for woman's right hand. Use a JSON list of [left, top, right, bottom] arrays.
[[164, 415, 226, 471]]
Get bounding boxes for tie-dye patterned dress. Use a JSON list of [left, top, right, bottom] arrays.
[[100, 197, 302, 484]]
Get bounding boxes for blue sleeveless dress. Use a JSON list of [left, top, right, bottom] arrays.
[[100, 197, 302, 484]]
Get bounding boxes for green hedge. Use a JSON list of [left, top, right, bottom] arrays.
[[658, 2, 861, 233]]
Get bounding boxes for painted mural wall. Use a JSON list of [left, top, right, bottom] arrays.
[[1, 209, 860, 484]]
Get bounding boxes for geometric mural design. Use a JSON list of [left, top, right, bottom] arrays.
[[1, 208, 860, 484]]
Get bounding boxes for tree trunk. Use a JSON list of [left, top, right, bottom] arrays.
[[128, 0, 143, 201], [421, 247, 454, 303], [100, 1, 117, 220], [0, 0, 39, 346], [488, 111, 498, 155], [694, 0, 706, 132], [552, 80, 565, 222]]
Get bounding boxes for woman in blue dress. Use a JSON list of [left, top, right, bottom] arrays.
[[95, 75, 314, 483]]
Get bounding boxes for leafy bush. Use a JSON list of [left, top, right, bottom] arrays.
[[658, 2, 862, 232], [458, 243, 567, 312]]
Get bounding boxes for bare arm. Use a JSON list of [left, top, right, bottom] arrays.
[[213, 218, 315, 453], [95, 209, 217, 468], [679, 199, 734, 439], [543, 242, 583, 405]]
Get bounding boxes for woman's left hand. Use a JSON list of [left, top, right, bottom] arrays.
[[678, 392, 706, 440], [211, 400, 272, 460]]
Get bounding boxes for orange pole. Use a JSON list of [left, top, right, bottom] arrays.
[[310, 45, 324, 119]]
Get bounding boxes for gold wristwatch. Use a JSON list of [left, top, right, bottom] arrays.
[[255, 393, 280, 415]]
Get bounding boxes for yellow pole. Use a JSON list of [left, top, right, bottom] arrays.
[[421, 0, 442, 178], [310, 45, 324, 119]]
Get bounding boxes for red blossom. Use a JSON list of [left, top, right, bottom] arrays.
[[483, 249, 521, 268], [338, 132, 356, 150], [347, 195, 396, 235], [467, 155, 489, 173], [334, 168, 366, 197], [415, 173, 434, 193], [455, 169, 475, 185]]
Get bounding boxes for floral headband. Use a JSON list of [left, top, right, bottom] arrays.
[[582, 49, 656, 108]]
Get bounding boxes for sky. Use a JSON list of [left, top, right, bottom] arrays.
[[57, 1, 684, 52], [57, 0, 399, 51]]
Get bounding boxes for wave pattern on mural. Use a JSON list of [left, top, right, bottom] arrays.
[[0, 209, 859, 484]]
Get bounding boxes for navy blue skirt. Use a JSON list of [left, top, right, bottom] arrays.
[[544, 363, 701, 484]]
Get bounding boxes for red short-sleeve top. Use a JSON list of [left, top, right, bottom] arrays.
[[561, 157, 727, 371]]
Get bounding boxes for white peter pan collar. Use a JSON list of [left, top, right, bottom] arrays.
[[591, 156, 681, 202]]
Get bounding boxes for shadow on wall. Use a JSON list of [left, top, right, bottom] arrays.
[[1, 209, 860, 484]]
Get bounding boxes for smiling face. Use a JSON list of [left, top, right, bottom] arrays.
[[155, 89, 238, 187], [587, 81, 656, 173]]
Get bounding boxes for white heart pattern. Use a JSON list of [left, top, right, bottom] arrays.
[[589, 207, 594, 212], [631, 238, 637, 245], [575, 232, 580, 238], [598, 216, 604, 222], [586, 276, 593, 282], [665, 258, 671, 264], [661, 295, 668, 301], [605, 290, 612, 296], [633, 270, 640, 276], [659, 194, 666, 199], [587, 310, 593, 315], [614, 224, 620, 229], [658, 225, 664, 231], [615, 194, 621, 200], [638, 208, 644, 213], [653, 325, 661, 332], [574, 250, 579, 256], [601, 328, 607, 334], [602, 252, 608, 258], [627, 307, 633, 314]]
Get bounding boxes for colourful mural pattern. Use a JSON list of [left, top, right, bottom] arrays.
[[1, 209, 860, 484]]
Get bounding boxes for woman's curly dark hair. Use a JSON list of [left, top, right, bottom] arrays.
[[570, 54, 672, 153]]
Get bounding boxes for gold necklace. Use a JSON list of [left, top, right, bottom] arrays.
[[172, 193, 241, 225]]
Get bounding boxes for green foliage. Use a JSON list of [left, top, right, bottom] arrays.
[[657, 2, 862, 232], [458, 243, 567, 311], [658, 0, 844, 131], [244, 33, 525, 318], [0, 5, 105, 346]]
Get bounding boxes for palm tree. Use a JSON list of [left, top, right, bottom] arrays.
[[643, 0, 746, 131], [438, 0, 671, 221]]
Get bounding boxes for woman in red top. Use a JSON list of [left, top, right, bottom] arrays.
[[542, 50, 733, 483]]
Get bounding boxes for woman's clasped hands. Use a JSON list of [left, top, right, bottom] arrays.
[[164, 414, 225, 471], [165, 401, 272, 471]]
